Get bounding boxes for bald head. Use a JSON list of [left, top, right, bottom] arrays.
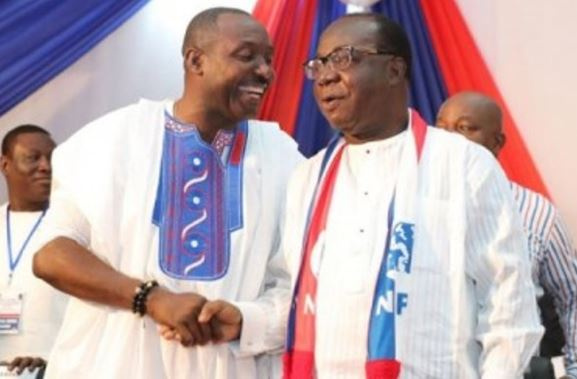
[[181, 7, 251, 55], [436, 91, 505, 156]]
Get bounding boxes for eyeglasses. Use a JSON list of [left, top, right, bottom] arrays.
[[303, 45, 396, 80]]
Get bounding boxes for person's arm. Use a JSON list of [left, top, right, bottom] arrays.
[[34, 237, 212, 345], [465, 149, 543, 378], [194, 136, 303, 355], [184, 244, 291, 353], [539, 212, 577, 378], [160, 241, 291, 352], [226, 246, 291, 356], [202, 192, 294, 355], [34, 237, 137, 309]]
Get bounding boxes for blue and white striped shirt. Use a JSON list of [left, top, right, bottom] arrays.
[[511, 181, 577, 378]]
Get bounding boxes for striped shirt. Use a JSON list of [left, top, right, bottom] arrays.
[[282, 129, 542, 378], [511, 181, 577, 378]]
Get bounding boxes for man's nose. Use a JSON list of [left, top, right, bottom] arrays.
[[315, 66, 339, 86], [37, 156, 51, 172], [255, 56, 275, 84]]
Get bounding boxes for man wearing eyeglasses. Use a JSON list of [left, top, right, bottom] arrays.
[[281, 13, 542, 379]]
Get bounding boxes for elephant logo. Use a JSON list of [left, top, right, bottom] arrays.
[[387, 222, 414, 274]]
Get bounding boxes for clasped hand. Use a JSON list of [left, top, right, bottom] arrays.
[[146, 289, 242, 347]]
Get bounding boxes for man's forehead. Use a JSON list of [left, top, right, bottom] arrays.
[[14, 133, 54, 148], [211, 13, 271, 48], [441, 101, 478, 120], [443, 101, 498, 130], [318, 19, 378, 54], [216, 13, 266, 37]]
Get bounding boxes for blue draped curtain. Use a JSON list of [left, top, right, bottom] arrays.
[[292, 0, 346, 157], [0, 0, 149, 116], [373, 0, 448, 124]]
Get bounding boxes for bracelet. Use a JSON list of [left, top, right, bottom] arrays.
[[132, 280, 159, 316]]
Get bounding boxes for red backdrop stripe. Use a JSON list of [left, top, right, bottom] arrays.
[[420, 0, 549, 196]]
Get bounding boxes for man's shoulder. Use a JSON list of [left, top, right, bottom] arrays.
[[426, 126, 483, 153], [53, 99, 168, 171], [60, 99, 166, 148], [510, 181, 555, 214], [422, 126, 496, 170], [246, 119, 302, 159], [246, 119, 292, 142], [287, 145, 328, 189], [423, 127, 506, 194], [511, 181, 550, 200], [82, 99, 165, 134]]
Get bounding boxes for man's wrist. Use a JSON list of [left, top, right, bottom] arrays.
[[132, 280, 159, 316], [231, 301, 267, 354]]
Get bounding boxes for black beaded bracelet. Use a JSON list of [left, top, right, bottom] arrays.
[[132, 280, 159, 316]]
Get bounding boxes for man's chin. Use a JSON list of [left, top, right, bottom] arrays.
[[234, 105, 259, 121], [325, 116, 349, 133], [32, 187, 51, 201]]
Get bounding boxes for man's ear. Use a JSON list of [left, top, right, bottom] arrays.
[[493, 132, 506, 156], [183, 47, 204, 75], [1, 155, 9, 177], [387, 56, 407, 86]]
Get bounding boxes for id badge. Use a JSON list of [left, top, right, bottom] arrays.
[[0, 291, 24, 335]]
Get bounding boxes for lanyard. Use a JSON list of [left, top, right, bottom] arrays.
[[6, 208, 46, 281]]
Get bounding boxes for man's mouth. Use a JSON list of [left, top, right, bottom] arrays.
[[33, 176, 51, 185], [321, 94, 345, 110], [239, 85, 267, 102]]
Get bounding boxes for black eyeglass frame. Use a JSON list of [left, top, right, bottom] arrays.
[[303, 45, 396, 80]]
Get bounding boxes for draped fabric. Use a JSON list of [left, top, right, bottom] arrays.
[[418, 0, 548, 195], [253, 0, 346, 157], [372, 1, 448, 124], [253, 0, 549, 196], [253, 0, 318, 139], [292, 0, 346, 156], [0, 0, 149, 117]]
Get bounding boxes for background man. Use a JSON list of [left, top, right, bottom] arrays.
[[281, 13, 542, 378], [437, 91, 577, 379], [33, 8, 302, 379], [0, 125, 66, 377]]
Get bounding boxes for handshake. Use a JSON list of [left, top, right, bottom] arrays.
[[145, 287, 242, 347]]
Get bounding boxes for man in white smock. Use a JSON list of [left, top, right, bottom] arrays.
[[33, 8, 302, 379]]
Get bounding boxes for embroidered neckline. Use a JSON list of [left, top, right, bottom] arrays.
[[163, 110, 235, 156]]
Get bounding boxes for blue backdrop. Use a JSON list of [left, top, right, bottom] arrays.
[[0, 0, 149, 116]]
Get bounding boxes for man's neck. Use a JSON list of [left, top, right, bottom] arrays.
[[344, 113, 409, 145], [173, 99, 237, 144], [8, 199, 47, 212]]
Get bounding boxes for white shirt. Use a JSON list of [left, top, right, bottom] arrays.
[[37, 99, 303, 379], [0, 203, 67, 359], [316, 132, 406, 374], [282, 127, 543, 379]]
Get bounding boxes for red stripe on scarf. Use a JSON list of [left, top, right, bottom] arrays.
[[284, 143, 346, 379], [366, 359, 402, 379]]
